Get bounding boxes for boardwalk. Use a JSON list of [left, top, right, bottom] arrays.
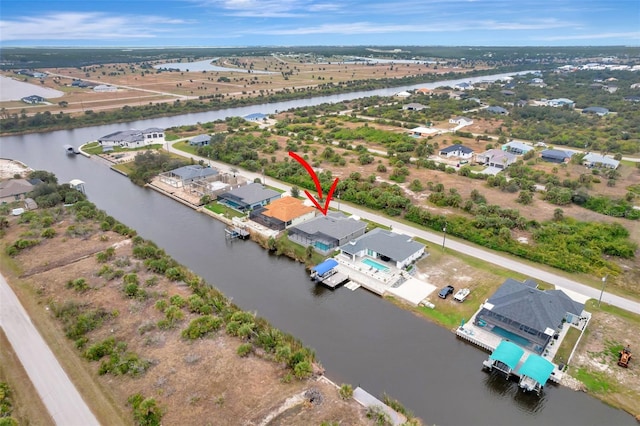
[[0, 273, 99, 426]]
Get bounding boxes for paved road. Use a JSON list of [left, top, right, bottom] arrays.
[[0, 273, 99, 426], [167, 143, 640, 315]]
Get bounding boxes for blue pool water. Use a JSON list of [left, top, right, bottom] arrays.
[[492, 326, 531, 348], [314, 241, 331, 251], [362, 258, 390, 272]]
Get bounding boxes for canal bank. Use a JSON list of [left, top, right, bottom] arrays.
[[1, 72, 637, 425]]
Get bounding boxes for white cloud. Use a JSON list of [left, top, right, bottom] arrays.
[[251, 18, 574, 36], [536, 31, 640, 42], [0, 12, 187, 41]]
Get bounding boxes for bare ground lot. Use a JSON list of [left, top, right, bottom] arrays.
[[1, 57, 484, 117], [0, 212, 374, 425]]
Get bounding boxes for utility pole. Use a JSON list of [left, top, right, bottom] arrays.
[[442, 222, 447, 251], [598, 275, 608, 307]]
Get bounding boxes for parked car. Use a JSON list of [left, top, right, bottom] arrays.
[[438, 285, 455, 299]]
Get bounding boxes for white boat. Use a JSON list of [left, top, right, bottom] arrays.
[[454, 288, 470, 302]]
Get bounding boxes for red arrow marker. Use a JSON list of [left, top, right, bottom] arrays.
[[288, 151, 339, 215]]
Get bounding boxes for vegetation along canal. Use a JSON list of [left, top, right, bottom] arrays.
[[1, 75, 634, 425]]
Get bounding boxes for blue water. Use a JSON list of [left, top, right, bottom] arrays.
[[314, 241, 331, 251], [492, 326, 531, 348], [362, 258, 390, 272]]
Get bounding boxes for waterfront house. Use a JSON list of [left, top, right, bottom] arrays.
[[486, 106, 509, 115], [394, 91, 411, 98], [454, 82, 473, 90], [439, 144, 474, 159], [159, 165, 218, 188], [249, 196, 316, 231], [339, 228, 425, 270], [582, 153, 619, 169], [474, 278, 584, 354], [540, 149, 573, 163], [217, 182, 280, 213], [288, 211, 366, 253], [244, 113, 267, 122], [502, 141, 533, 155], [475, 149, 517, 169], [189, 134, 211, 146], [0, 179, 34, 204], [98, 128, 165, 148]]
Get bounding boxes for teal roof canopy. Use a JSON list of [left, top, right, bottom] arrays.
[[519, 355, 554, 386], [489, 340, 525, 370]]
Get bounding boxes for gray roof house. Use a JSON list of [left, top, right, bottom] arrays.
[[21, 95, 46, 104], [217, 183, 280, 212], [540, 149, 574, 163], [475, 278, 584, 354], [189, 134, 211, 146], [582, 106, 610, 116], [439, 144, 474, 159], [98, 128, 165, 148], [0, 179, 34, 204], [159, 165, 218, 188], [288, 212, 366, 254], [502, 141, 533, 155], [475, 149, 517, 169], [582, 153, 619, 169], [486, 106, 509, 115], [339, 228, 425, 270]]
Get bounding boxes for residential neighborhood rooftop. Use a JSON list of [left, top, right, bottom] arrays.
[[220, 183, 280, 206], [261, 196, 315, 222], [291, 211, 366, 241], [340, 228, 424, 263]]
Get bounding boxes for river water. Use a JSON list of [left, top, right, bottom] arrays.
[[0, 74, 634, 426]]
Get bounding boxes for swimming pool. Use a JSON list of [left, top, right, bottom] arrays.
[[491, 326, 531, 348], [314, 241, 331, 251], [362, 258, 390, 272]]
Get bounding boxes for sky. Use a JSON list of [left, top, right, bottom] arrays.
[[0, 0, 639, 47]]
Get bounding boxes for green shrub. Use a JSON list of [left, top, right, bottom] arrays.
[[181, 315, 223, 340], [84, 336, 116, 361], [66, 278, 90, 292], [339, 384, 353, 400], [40, 227, 56, 238], [237, 343, 253, 357], [128, 393, 163, 426], [293, 360, 313, 379], [169, 294, 186, 308]]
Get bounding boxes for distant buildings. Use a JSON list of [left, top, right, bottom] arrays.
[[217, 182, 280, 213], [189, 134, 211, 146], [476, 149, 517, 169], [439, 144, 474, 159], [582, 153, 619, 169], [581, 106, 610, 116], [485, 106, 509, 115], [502, 141, 533, 155], [547, 98, 575, 108], [540, 149, 573, 163], [449, 116, 474, 127], [93, 84, 117, 92]]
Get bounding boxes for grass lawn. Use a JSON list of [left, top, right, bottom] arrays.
[[553, 326, 582, 365], [173, 141, 200, 156], [82, 142, 163, 156], [204, 202, 246, 218], [111, 163, 135, 175]]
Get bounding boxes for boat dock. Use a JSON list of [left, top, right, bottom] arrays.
[[224, 225, 250, 240], [320, 271, 350, 289]]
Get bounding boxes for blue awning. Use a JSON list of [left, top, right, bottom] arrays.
[[519, 355, 554, 386], [311, 259, 338, 276], [489, 340, 525, 370]]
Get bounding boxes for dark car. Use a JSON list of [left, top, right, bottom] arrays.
[[438, 285, 454, 299]]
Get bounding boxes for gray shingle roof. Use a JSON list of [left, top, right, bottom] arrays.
[[169, 165, 217, 180], [440, 144, 474, 154], [486, 278, 584, 333], [541, 149, 573, 160], [0, 179, 34, 198], [219, 183, 280, 206], [340, 228, 424, 262], [486, 106, 509, 114], [290, 211, 366, 240], [189, 134, 211, 144]]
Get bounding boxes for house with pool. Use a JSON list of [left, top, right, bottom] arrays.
[[287, 212, 366, 254], [474, 278, 584, 355], [338, 228, 425, 270]]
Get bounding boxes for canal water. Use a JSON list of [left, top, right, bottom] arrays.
[[1, 75, 634, 425]]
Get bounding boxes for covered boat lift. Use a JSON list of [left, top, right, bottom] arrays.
[[518, 354, 555, 394], [482, 340, 525, 379]]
